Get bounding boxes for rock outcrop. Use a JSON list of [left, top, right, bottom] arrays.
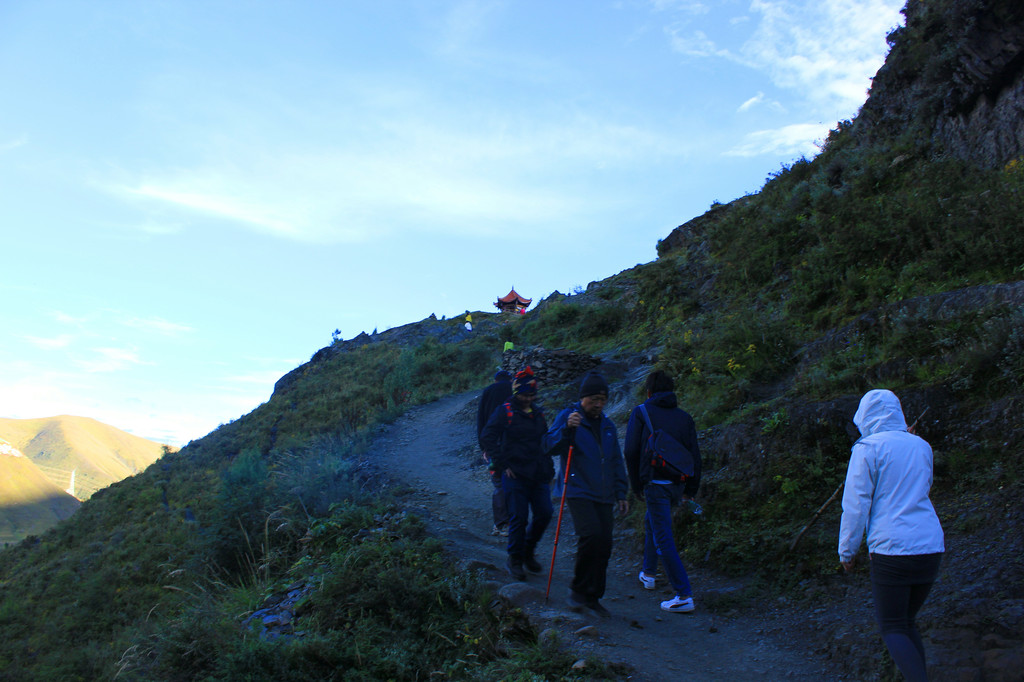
[[858, 0, 1024, 168]]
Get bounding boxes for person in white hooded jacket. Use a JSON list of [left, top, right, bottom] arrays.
[[839, 389, 944, 682]]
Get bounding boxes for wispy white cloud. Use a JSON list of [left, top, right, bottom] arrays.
[[0, 357, 267, 446], [737, 93, 762, 112], [0, 371, 86, 420], [658, 0, 901, 157], [23, 334, 75, 350], [437, 0, 502, 55], [738, 92, 786, 114], [107, 103, 686, 244], [665, 27, 730, 58], [53, 310, 88, 325], [136, 219, 186, 236], [663, 0, 902, 114], [0, 135, 28, 153], [725, 122, 828, 157], [739, 0, 902, 111], [649, 0, 710, 14], [124, 184, 303, 239], [119, 316, 194, 336], [78, 346, 148, 373]]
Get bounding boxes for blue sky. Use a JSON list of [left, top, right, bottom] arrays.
[[0, 0, 904, 446]]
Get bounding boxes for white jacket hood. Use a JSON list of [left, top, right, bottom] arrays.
[[839, 389, 944, 560], [853, 389, 907, 438]]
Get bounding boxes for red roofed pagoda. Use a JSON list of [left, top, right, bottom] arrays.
[[495, 288, 531, 314]]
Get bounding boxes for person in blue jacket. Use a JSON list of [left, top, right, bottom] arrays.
[[839, 389, 944, 682], [477, 369, 513, 535], [480, 367, 553, 581], [545, 372, 629, 617], [624, 369, 702, 614]]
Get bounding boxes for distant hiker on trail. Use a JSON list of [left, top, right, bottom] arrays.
[[544, 372, 629, 617], [624, 369, 702, 614], [479, 367, 553, 581], [464, 312, 473, 332], [838, 389, 944, 682], [476, 369, 513, 536]]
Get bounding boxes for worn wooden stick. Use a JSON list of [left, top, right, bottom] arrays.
[[907, 406, 930, 434], [789, 482, 844, 551], [788, 407, 930, 552]]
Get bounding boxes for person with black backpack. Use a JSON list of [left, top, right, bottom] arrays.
[[624, 369, 703, 613], [477, 369, 513, 536], [479, 367, 554, 581]]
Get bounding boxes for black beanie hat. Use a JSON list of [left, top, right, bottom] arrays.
[[579, 372, 608, 398], [494, 369, 511, 381]]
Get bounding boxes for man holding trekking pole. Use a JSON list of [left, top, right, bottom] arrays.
[[545, 372, 629, 617]]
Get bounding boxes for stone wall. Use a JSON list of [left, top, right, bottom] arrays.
[[500, 346, 601, 388]]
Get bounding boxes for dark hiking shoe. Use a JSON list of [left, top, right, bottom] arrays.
[[506, 556, 527, 581], [587, 599, 611, 618], [567, 591, 589, 612], [523, 555, 543, 574]]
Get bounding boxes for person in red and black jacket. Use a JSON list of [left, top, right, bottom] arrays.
[[479, 367, 553, 581], [624, 369, 703, 614]]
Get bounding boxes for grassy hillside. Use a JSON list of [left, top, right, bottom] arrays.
[[0, 1, 1021, 679], [0, 337, 607, 680], [0, 449, 80, 546], [0, 415, 169, 500]]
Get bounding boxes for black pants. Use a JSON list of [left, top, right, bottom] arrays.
[[870, 553, 943, 682], [491, 469, 508, 527], [566, 498, 614, 601]]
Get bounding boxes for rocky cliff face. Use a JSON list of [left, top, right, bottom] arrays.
[[656, 0, 1024, 262], [858, 0, 1024, 168]]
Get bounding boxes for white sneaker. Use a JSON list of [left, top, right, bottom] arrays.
[[660, 595, 695, 613], [638, 571, 656, 590]]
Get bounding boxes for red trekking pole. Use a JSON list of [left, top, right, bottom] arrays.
[[545, 429, 575, 601]]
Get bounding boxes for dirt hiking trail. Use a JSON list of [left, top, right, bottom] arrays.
[[371, 390, 847, 681]]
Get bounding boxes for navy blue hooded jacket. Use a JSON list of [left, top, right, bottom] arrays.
[[544, 403, 628, 504], [479, 399, 553, 483], [624, 391, 702, 498]]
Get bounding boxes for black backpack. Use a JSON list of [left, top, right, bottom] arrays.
[[638, 405, 694, 482]]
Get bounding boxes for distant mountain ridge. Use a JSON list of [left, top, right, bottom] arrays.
[[0, 438, 79, 545], [0, 415, 168, 501], [0, 416, 168, 545]]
